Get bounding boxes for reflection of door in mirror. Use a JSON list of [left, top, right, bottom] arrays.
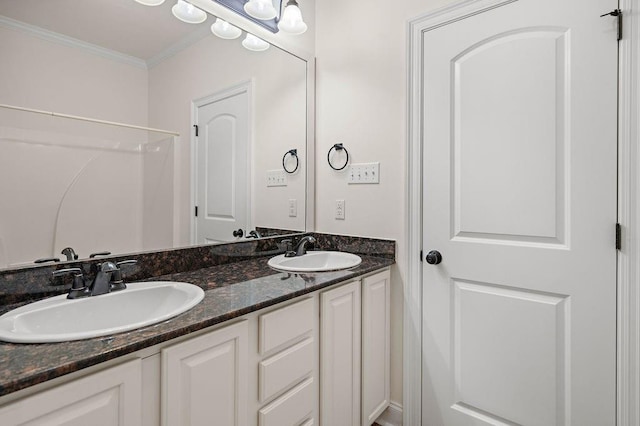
[[194, 83, 250, 244]]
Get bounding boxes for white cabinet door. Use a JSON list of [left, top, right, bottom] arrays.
[[0, 359, 142, 426], [361, 270, 390, 426], [320, 280, 361, 426], [162, 320, 248, 426]]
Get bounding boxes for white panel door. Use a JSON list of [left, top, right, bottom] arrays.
[[421, 0, 618, 425], [162, 321, 248, 426], [195, 87, 250, 244]]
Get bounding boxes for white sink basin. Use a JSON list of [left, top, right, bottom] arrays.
[[268, 251, 362, 272], [0, 281, 205, 343]]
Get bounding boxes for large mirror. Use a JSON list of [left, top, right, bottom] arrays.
[[0, 0, 310, 270]]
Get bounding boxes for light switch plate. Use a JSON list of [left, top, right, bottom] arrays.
[[267, 170, 287, 187], [348, 162, 380, 184], [289, 199, 297, 217]]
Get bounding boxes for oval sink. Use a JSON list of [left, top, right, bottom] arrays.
[[268, 251, 362, 272], [0, 281, 205, 343]]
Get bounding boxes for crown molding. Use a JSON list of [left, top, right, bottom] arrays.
[[0, 15, 147, 69], [146, 25, 211, 69]]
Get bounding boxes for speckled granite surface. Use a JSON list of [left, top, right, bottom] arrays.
[[0, 234, 395, 398]]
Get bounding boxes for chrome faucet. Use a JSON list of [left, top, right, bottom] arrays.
[[286, 235, 316, 257], [51, 259, 138, 298], [90, 262, 119, 296]]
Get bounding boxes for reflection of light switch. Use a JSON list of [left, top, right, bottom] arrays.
[[289, 199, 297, 217]]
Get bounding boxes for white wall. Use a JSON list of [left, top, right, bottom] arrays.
[[314, 0, 456, 408]]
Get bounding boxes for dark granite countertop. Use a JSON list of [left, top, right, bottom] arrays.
[[0, 254, 393, 398]]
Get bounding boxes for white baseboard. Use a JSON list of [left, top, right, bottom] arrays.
[[375, 401, 403, 426]]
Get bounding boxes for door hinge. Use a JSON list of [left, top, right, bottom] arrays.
[[616, 223, 622, 250], [193, 124, 199, 136], [601, 9, 622, 41], [195, 206, 198, 217]]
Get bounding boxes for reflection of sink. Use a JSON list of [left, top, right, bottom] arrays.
[[0, 281, 205, 343], [268, 251, 362, 272]]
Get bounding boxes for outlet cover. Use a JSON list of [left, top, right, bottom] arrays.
[[335, 199, 345, 220]]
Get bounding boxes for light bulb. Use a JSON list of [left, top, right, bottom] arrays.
[[171, 0, 207, 24], [278, 0, 307, 35], [211, 18, 242, 39], [243, 0, 277, 21], [134, 0, 165, 5], [242, 33, 270, 52]]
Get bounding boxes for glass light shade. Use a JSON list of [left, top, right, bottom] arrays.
[[211, 18, 242, 39], [278, 1, 307, 35], [171, 0, 207, 24], [134, 0, 165, 5], [242, 33, 270, 51], [243, 0, 277, 20]]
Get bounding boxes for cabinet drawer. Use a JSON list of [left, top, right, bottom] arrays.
[[259, 337, 314, 402], [258, 377, 314, 426], [259, 297, 313, 354]]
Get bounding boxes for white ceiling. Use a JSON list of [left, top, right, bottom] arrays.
[[0, 0, 210, 60]]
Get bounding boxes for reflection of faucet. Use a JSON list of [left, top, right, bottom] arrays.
[[61, 247, 79, 261], [290, 236, 316, 257], [246, 230, 262, 239]]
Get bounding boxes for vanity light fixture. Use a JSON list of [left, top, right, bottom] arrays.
[[171, 0, 207, 24], [211, 18, 242, 39], [242, 33, 270, 51], [134, 0, 165, 5], [243, 0, 278, 21], [278, 0, 307, 34]]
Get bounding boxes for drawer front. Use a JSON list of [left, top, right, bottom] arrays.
[[259, 337, 315, 402], [259, 377, 314, 426], [259, 297, 314, 354]]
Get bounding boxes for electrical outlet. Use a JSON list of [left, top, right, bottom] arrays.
[[267, 170, 287, 187], [348, 162, 380, 184], [289, 199, 297, 217], [335, 199, 345, 220]]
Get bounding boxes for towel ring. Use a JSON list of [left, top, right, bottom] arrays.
[[327, 143, 349, 171], [282, 149, 299, 174]]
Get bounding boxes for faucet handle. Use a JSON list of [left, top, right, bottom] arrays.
[[52, 268, 88, 299], [111, 260, 138, 291]]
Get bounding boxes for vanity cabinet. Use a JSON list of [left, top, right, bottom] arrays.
[[320, 269, 391, 426], [0, 358, 142, 425], [320, 280, 362, 426], [0, 267, 390, 426], [162, 320, 248, 426], [257, 297, 317, 426]]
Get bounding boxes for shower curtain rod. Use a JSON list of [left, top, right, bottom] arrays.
[[0, 103, 180, 137]]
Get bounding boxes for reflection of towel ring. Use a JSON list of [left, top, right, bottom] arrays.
[[327, 143, 349, 171], [282, 149, 299, 174]]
